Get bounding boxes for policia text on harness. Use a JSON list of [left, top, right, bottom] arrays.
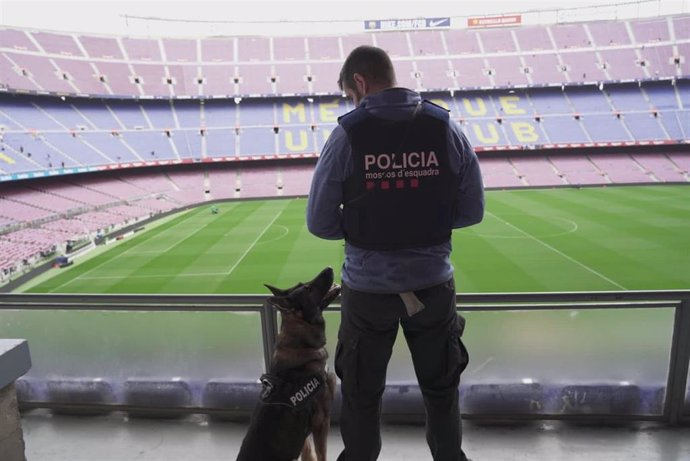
[[339, 100, 458, 251], [259, 373, 326, 409]]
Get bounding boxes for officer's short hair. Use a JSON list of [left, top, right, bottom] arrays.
[[338, 45, 397, 92]]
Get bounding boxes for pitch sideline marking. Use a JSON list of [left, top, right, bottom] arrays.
[[78, 208, 290, 281], [80, 272, 225, 280], [487, 211, 627, 290], [224, 203, 288, 276], [48, 208, 203, 291]]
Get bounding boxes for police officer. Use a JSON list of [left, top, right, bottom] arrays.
[[307, 45, 484, 461]]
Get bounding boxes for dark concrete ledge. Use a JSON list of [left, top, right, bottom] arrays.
[[0, 340, 31, 390]]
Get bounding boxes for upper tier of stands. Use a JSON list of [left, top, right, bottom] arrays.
[[1, 15, 688, 98]]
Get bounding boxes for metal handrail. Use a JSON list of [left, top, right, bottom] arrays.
[[1, 290, 689, 424]]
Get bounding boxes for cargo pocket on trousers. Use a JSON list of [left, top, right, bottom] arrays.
[[446, 315, 469, 386], [335, 329, 359, 389]]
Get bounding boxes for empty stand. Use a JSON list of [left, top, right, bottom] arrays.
[[0, 29, 38, 51], [307, 36, 341, 60], [238, 127, 276, 156], [560, 51, 608, 83], [201, 64, 236, 97], [79, 34, 123, 59], [445, 29, 482, 55], [510, 156, 564, 186], [409, 31, 445, 56], [32, 31, 83, 56], [94, 62, 141, 95], [479, 157, 524, 188], [122, 131, 177, 160], [639, 45, 679, 78], [237, 63, 274, 96], [273, 36, 307, 61], [588, 154, 651, 183], [238, 167, 278, 197], [309, 62, 340, 94], [630, 18, 670, 43], [451, 57, 492, 88], [274, 63, 310, 95], [374, 32, 411, 57], [5, 52, 74, 93], [203, 99, 236, 127], [514, 26, 554, 51], [79, 132, 140, 163], [416, 59, 454, 91], [201, 38, 234, 62], [549, 155, 607, 185], [523, 53, 567, 86], [236, 37, 270, 62], [205, 129, 235, 158], [2, 80, 688, 179], [622, 113, 668, 141], [121, 37, 162, 61], [144, 101, 177, 129], [53, 58, 107, 95], [1, 14, 687, 98], [208, 168, 237, 199], [549, 23, 590, 49], [599, 48, 648, 81], [481, 28, 517, 53], [279, 164, 314, 196], [539, 115, 589, 144], [393, 60, 418, 91], [490, 55, 529, 87], [163, 38, 198, 62], [341, 33, 374, 55], [131, 64, 171, 97], [587, 20, 631, 47]]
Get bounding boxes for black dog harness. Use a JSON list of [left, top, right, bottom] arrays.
[[259, 373, 326, 409]]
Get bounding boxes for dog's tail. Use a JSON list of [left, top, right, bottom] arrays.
[[300, 434, 316, 461]]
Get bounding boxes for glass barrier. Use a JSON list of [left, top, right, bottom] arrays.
[[0, 303, 680, 418], [1, 309, 264, 409], [324, 307, 675, 417]]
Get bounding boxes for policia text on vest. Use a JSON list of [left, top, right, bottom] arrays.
[[364, 151, 440, 181]]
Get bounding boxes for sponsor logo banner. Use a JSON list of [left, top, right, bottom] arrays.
[[365, 17, 450, 31], [467, 14, 522, 28]]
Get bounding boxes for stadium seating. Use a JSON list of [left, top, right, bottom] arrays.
[[0, 16, 689, 279], [1, 15, 688, 98], [1, 79, 688, 178]]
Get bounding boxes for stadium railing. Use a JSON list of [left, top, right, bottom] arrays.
[[0, 290, 688, 425]]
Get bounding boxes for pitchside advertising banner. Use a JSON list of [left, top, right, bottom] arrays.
[[364, 17, 451, 31]]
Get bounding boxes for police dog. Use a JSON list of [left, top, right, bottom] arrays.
[[236, 267, 340, 461]]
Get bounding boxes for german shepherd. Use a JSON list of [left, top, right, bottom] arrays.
[[236, 267, 340, 461]]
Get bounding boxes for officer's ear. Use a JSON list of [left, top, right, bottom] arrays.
[[352, 73, 368, 96]]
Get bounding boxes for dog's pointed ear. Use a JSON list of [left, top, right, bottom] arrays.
[[264, 284, 287, 297], [266, 295, 294, 313]]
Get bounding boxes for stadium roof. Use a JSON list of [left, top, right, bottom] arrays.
[[1, 0, 688, 38]]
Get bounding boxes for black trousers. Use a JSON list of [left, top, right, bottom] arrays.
[[335, 279, 470, 461]]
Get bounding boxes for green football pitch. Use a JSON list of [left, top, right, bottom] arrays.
[[20, 184, 690, 294]]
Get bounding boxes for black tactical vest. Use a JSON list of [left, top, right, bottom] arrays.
[[340, 101, 457, 250]]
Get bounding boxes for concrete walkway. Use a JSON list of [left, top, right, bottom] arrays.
[[21, 410, 690, 461]]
